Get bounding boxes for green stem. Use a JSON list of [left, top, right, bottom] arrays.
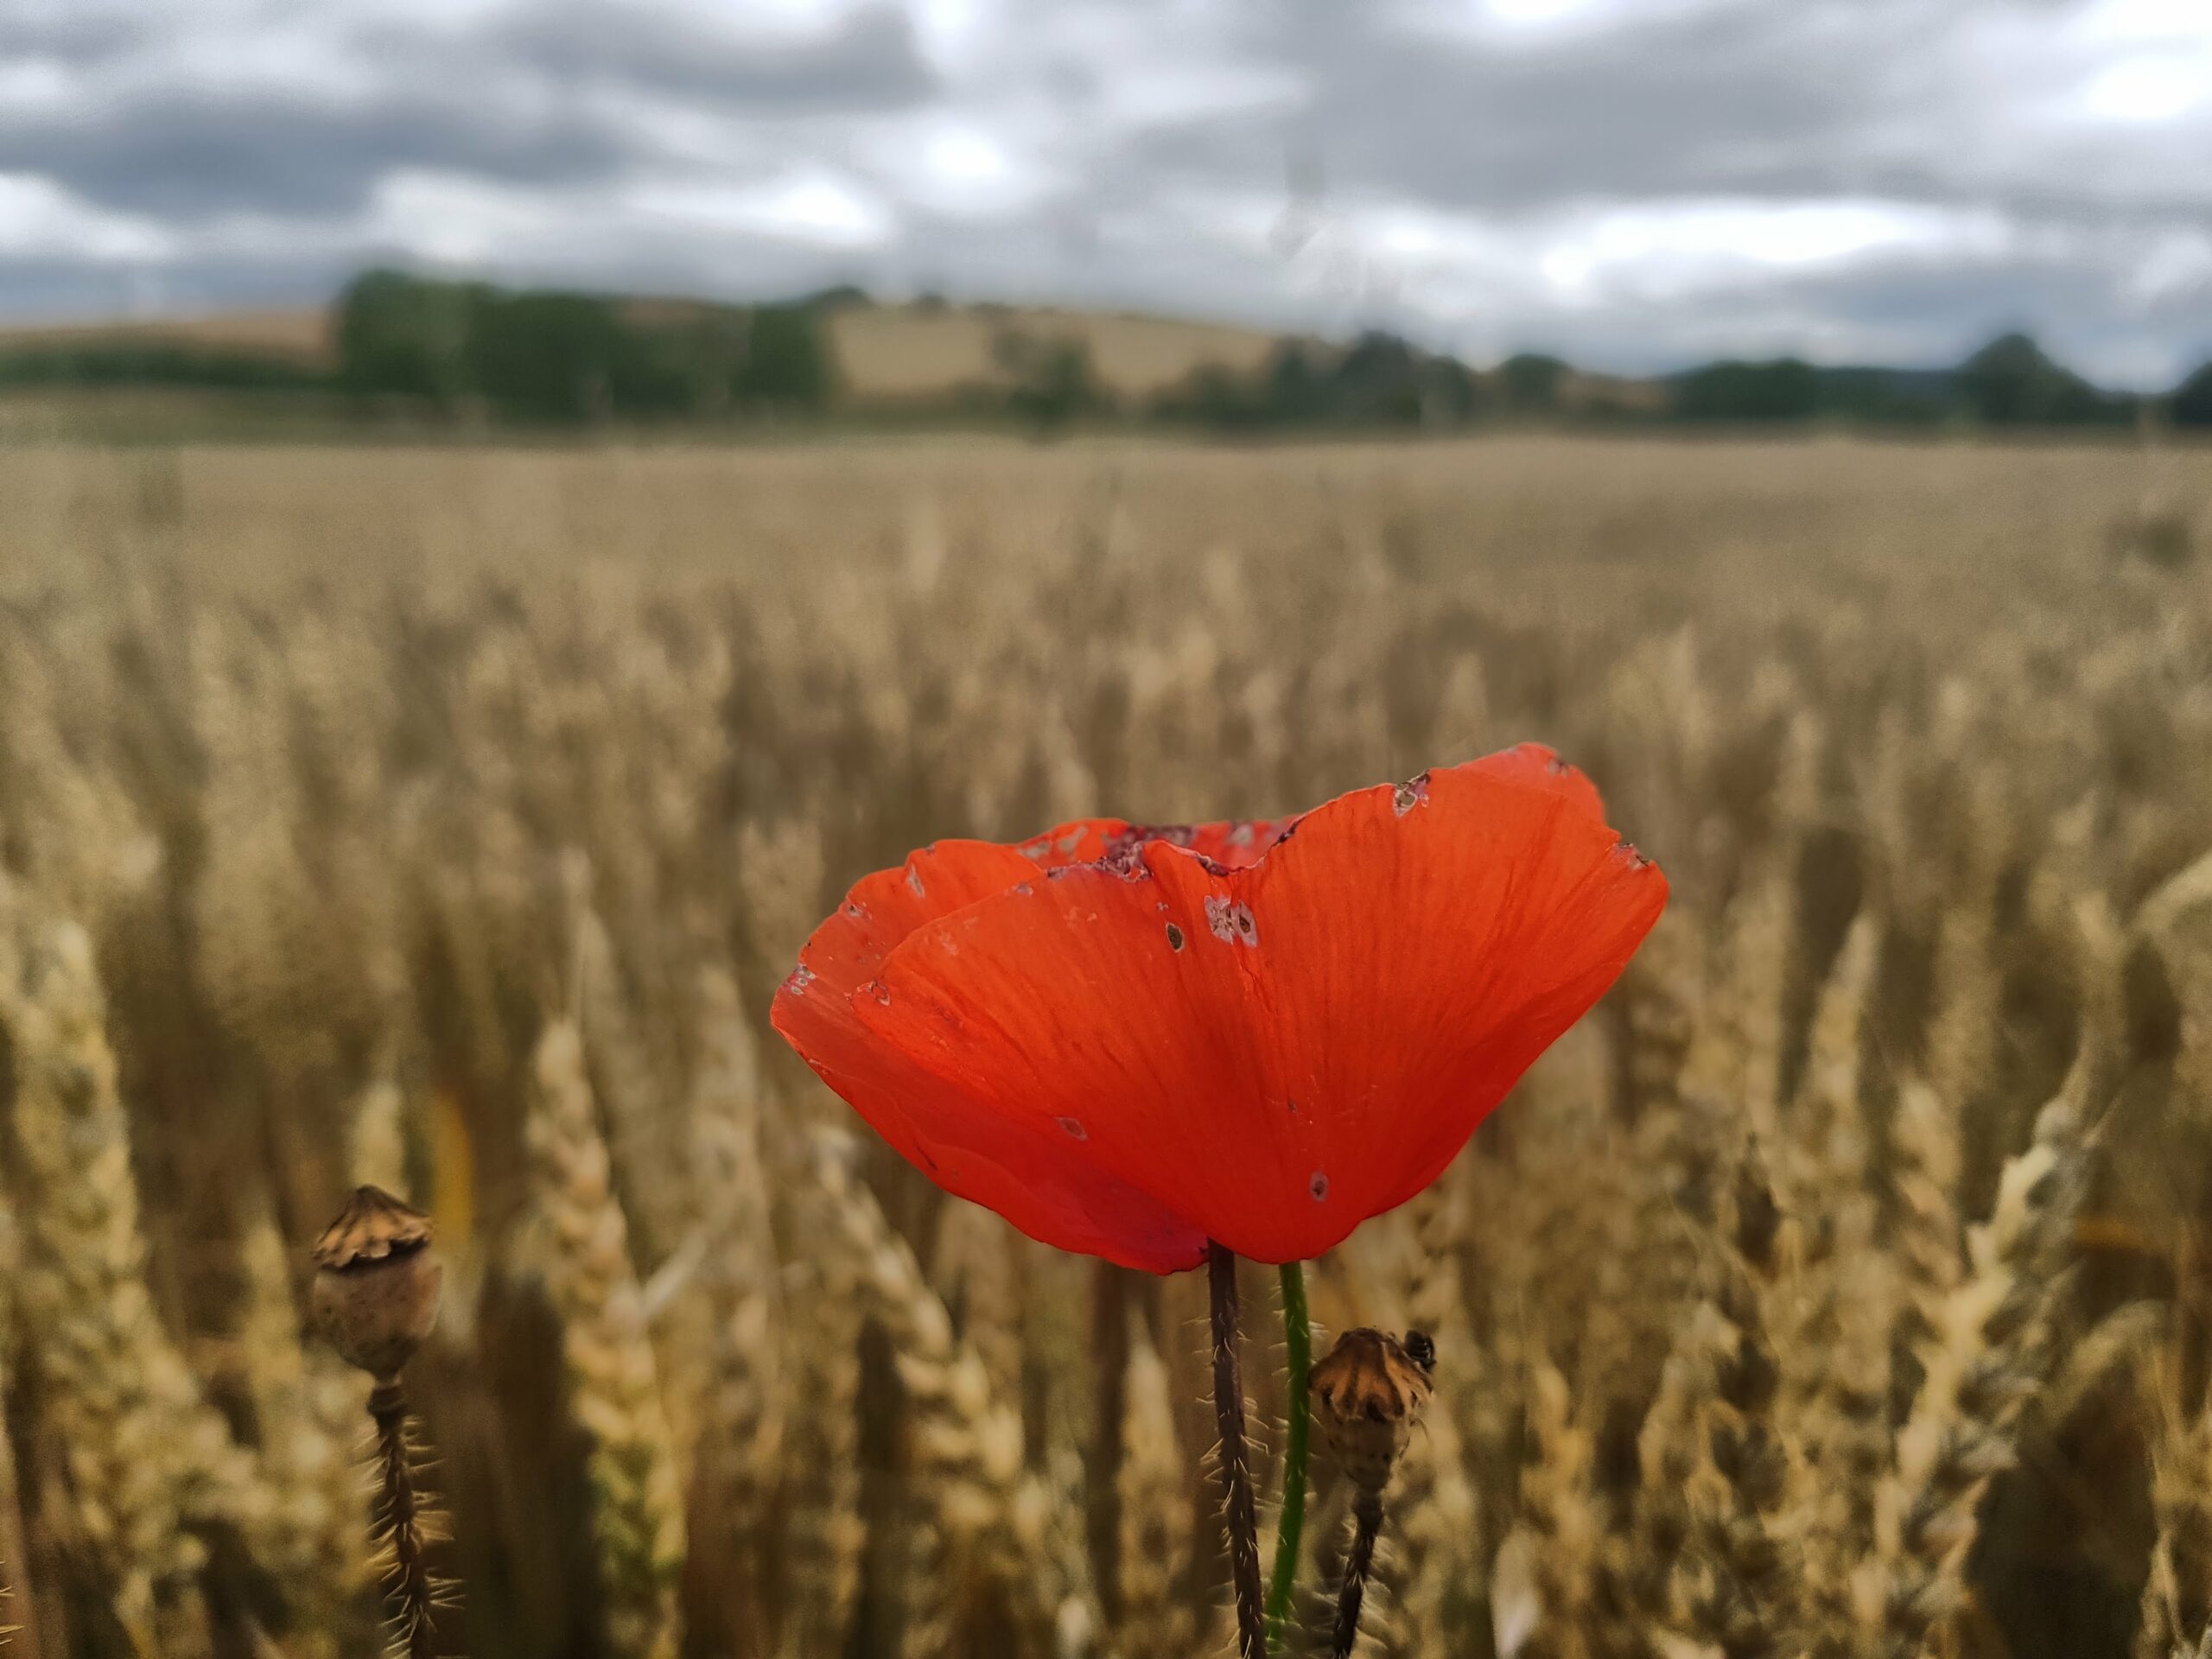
[[1265, 1259, 1313, 1650]]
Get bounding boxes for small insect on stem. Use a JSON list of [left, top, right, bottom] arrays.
[[1308, 1326, 1437, 1658]]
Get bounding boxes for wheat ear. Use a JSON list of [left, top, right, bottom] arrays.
[[524, 1020, 686, 1659]]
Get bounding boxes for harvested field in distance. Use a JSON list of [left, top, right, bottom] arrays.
[[823, 302, 1284, 402], [1, 435, 2209, 1659], [0, 308, 334, 362]]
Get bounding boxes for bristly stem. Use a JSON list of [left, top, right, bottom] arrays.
[[1332, 1492, 1385, 1659], [1209, 1241, 1266, 1659], [368, 1377, 440, 1659], [1265, 1260, 1313, 1650]]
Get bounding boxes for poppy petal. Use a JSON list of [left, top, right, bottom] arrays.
[[771, 838, 1207, 1271], [1014, 817, 1290, 872], [858, 752, 1664, 1266], [1464, 741, 1608, 823]]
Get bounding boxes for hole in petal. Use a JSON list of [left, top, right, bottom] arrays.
[[1309, 1171, 1329, 1202], [782, 964, 817, 996], [1394, 774, 1431, 816], [1166, 922, 1185, 951], [844, 901, 868, 920], [865, 980, 892, 1006], [1205, 896, 1259, 946], [1058, 1116, 1088, 1141]]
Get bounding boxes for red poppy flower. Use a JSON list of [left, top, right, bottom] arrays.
[[771, 744, 1666, 1273]]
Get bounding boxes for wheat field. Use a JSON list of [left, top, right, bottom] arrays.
[[0, 435, 2208, 1659]]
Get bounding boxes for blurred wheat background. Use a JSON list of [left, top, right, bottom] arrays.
[[1, 434, 2209, 1659]]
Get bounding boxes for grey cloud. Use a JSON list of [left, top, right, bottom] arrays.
[[494, 1, 938, 111], [0, 246, 361, 318], [1115, 3, 1929, 212], [1758, 253, 2212, 374], [0, 90, 635, 219], [1121, 1, 2211, 225], [1471, 241, 2208, 377], [1, 3, 935, 226], [0, 13, 150, 63]]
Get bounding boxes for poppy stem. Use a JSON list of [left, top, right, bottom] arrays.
[[1265, 1260, 1312, 1650], [1331, 1491, 1386, 1659], [1208, 1240, 1266, 1659]]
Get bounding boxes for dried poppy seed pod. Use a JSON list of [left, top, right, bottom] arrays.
[[311, 1185, 442, 1379], [1308, 1326, 1436, 1496], [1313, 1328, 1437, 1658]]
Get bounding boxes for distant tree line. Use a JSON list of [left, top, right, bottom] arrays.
[[0, 340, 328, 392], [1668, 334, 2139, 429], [4, 270, 2212, 436], [1147, 328, 2171, 434], [1141, 336, 1595, 432], [334, 271, 833, 421]]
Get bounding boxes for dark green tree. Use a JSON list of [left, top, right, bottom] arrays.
[[1958, 333, 2126, 426], [1262, 342, 1330, 425], [1674, 358, 1821, 422], [2171, 360, 2212, 428], [336, 270, 477, 404], [993, 329, 1105, 436], [1331, 332, 1426, 424], [1498, 352, 1567, 413], [737, 305, 833, 410]]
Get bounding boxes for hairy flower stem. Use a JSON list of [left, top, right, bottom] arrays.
[[1267, 1260, 1313, 1650], [1332, 1491, 1384, 1659], [1211, 1241, 1267, 1659], [368, 1378, 439, 1659]]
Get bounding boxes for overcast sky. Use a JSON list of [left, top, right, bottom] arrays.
[[3, 0, 2209, 383]]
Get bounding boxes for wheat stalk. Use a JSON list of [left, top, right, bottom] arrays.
[[804, 1129, 1088, 1656], [234, 1205, 372, 1649], [524, 1019, 687, 1659], [1116, 1319, 1194, 1659], [1513, 1359, 1601, 1659], [774, 1129, 868, 1659], [1877, 1090, 2092, 1656], [0, 880, 258, 1650], [683, 965, 786, 1637]]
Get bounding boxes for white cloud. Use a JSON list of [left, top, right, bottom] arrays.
[[855, 114, 1058, 218], [1535, 199, 2015, 304], [363, 170, 570, 267], [1408, 0, 1740, 47], [637, 168, 896, 248], [2078, 54, 2212, 124], [0, 173, 171, 261]]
